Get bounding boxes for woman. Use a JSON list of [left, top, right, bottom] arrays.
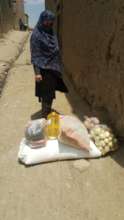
[[30, 10, 68, 118]]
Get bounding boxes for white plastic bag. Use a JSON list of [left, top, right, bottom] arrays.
[[25, 119, 47, 148], [59, 115, 90, 151], [25, 119, 46, 142], [18, 139, 101, 166]]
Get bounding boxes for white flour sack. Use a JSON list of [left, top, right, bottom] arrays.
[[18, 139, 101, 166]]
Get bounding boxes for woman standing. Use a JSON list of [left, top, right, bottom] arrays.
[[30, 10, 68, 118]]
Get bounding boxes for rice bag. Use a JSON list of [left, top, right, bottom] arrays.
[[59, 115, 90, 151]]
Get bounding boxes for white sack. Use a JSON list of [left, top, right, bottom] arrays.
[[18, 139, 101, 166], [59, 115, 90, 151]]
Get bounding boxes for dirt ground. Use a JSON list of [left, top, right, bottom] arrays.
[[0, 38, 124, 220]]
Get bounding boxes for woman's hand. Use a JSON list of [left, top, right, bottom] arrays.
[[35, 74, 42, 82]]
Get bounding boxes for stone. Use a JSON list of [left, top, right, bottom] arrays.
[[73, 159, 90, 172]]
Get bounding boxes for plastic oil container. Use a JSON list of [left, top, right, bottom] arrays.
[[46, 112, 60, 140]]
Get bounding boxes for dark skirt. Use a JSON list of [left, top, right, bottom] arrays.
[[35, 69, 68, 102]]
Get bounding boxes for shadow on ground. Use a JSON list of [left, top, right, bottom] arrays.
[[64, 74, 124, 168], [31, 109, 61, 120], [31, 110, 42, 120], [64, 75, 91, 120], [110, 142, 124, 168]]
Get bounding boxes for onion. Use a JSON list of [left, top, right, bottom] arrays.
[[104, 131, 110, 138], [89, 124, 118, 156]]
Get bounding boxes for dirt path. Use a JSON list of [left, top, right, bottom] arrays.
[[0, 38, 124, 220]]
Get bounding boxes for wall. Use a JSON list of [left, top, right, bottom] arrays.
[[0, 0, 25, 35], [0, 0, 15, 35], [24, 13, 29, 26], [45, 0, 62, 45], [46, 0, 124, 136], [15, 0, 25, 29]]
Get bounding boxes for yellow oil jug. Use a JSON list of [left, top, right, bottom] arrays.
[[46, 112, 60, 140]]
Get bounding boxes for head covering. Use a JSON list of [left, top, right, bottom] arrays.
[[37, 10, 55, 34], [30, 10, 62, 73], [37, 10, 55, 27]]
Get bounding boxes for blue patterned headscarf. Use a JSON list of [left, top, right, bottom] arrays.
[[30, 10, 62, 73], [37, 10, 55, 27]]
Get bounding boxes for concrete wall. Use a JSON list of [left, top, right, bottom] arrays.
[[46, 0, 124, 136]]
